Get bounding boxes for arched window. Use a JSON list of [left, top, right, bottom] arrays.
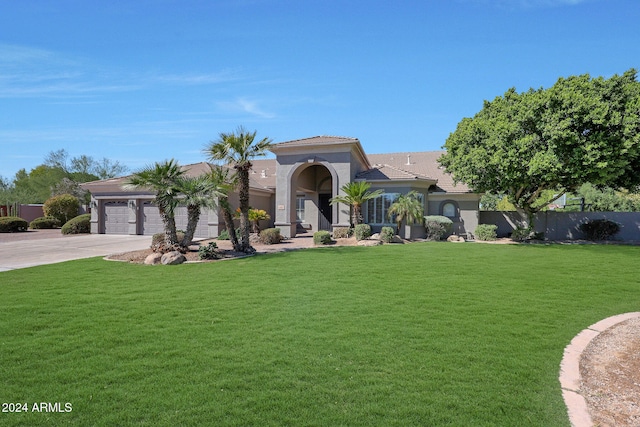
[[441, 201, 457, 218]]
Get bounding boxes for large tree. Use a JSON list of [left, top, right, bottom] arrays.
[[330, 181, 384, 226], [439, 69, 640, 227], [204, 127, 272, 254]]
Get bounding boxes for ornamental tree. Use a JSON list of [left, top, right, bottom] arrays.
[[439, 69, 640, 227], [205, 127, 272, 254]]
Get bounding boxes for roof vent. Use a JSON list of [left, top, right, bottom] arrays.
[[406, 154, 411, 165], [261, 170, 267, 178]]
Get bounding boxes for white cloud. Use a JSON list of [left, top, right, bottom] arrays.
[[216, 97, 276, 119], [154, 69, 243, 85]]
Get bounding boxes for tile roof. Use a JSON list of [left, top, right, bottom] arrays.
[[356, 164, 434, 181], [81, 149, 471, 195], [366, 151, 471, 193], [271, 135, 360, 148]]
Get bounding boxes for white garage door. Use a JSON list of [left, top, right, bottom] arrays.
[[142, 202, 209, 238], [104, 201, 129, 234]]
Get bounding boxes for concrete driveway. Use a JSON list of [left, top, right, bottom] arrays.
[[0, 230, 151, 272]]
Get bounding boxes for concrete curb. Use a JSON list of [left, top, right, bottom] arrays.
[[559, 312, 640, 427]]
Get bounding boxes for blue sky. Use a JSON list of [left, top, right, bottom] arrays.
[[1, 0, 639, 180]]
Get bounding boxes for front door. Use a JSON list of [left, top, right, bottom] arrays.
[[318, 194, 332, 231]]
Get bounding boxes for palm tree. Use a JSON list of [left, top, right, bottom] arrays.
[[330, 181, 384, 226], [387, 191, 425, 238], [124, 159, 184, 248], [176, 174, 225, 247], [204, 127, 272, 253], [248, 208, 270, 233], [206, 166, 240, 251]]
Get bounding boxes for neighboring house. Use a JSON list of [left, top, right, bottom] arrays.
[[82, 136, 480, 239]]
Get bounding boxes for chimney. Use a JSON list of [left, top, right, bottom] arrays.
[[261, 170, 266, 178]]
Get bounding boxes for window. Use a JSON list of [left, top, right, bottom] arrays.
[[442, 201, 457, 218], [296, 196, 305, 222], [366, 192, 426, 225], [366, 193, 398, 225]]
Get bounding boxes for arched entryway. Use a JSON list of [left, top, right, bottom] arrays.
[[289, 163, 335, 235]]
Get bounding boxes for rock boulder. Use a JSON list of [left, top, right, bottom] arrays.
[[161, 251, 186, 265], [144, 253, 163, 265]]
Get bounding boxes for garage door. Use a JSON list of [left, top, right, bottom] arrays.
[[142, 201, 164, 235], [142, 202, 208, 238], [104, 201, 129, 234]]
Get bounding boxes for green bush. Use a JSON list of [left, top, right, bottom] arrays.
[[424, 215, 453, 241], [259, 228, 282, 245], [332, 226, 352, 239], [475, 224, 498, 241], [198, 242, 220, 260], [380, 226, 395, 243], [510, 227, 544, 242], [579, 219, 621, 241], [43, 194, 80, 225], [354, 224, 371, 241], [151, 231, 186, 252], [216, 227, 242, 241], [30, 216, 61, 229], [61, 214, 91, 235], [0, 216, 29, 232], [313, 230, 332, 245]]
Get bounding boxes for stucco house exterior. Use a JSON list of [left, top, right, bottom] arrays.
[[82, 136, 480, 239]]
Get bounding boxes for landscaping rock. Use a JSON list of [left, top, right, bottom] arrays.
[[370, 233, 380, 240], [391, 235, 404, 244], [161, 251, 186, 265], [357, 239, 382, 246], [447, 235, 465, 242], [144, 253, 163, 265]]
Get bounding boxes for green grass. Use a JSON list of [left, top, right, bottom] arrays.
[[1, 243, 639, 426]]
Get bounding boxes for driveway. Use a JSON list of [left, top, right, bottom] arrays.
[[0, 230, 151, 272]]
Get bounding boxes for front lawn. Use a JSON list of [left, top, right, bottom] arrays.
[[1, 243, 638, 426]]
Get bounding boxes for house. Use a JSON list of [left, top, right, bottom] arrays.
[[81, 136, 480, 239]]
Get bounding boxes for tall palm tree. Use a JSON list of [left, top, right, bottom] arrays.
[[176, 174, 225, 247], [124, 159, 184, 248], [206, 166, 240, 251], [330, 181, 384, 226], [204, 127, 272, 253], [387, 190, 425, 237]]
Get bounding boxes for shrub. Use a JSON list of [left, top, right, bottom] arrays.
[[151, 231, 186, 252], [510, 227, 544, 242], [332, 226, 352, 239], [198, 242, 220, 260], [313, 230, 332, 245], [30, 216, 61, 229], [61, 214, 91, 235], [579, 219, 621, 241], [259, 228, 282, 245], [475, 224, 497, 241], [424, 215, 453, 241], [354, 224, 371, 241], [380, 226, 395, 243], [43, 194, 80, 225], [216, 227, 242, 241], [0, 216, 29, 232]]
